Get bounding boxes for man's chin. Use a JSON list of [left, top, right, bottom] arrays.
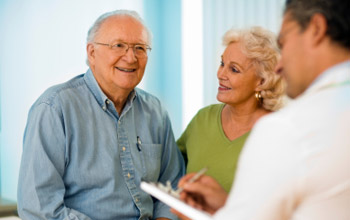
[[119, 81, 142, 91]]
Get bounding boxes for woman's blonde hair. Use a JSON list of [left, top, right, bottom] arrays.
[[223, 26, 286, 111]]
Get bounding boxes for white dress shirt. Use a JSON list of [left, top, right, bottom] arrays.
[[214, 61, 350, 220]]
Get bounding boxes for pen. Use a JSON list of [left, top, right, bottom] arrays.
[[137, 136, 142, 151], [176, 167, 208, 194]]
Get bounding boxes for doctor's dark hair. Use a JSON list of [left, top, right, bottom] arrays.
[[285, 0, 350, 48]]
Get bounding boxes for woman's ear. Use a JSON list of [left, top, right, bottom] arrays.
[[256, 77, 265, 88]]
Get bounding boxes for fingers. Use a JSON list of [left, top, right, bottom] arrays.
[[182, 177, 228, 212], [186, 193, 205, 210], [195, 175, 219, 186], [182, 179, 214, 195], [184, 175, 224, 196], [178, 174, 217, 192], [178, 174, 228, 214], [178, 173, 196, 188], [180, 189, 207, 212]]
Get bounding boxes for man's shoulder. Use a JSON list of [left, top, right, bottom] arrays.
[[135, 88, 163, 107], [253, 104, 298, 134], [33, 74, 85, 108], [254, 83, 350, 135], [133, 88, 172, 123]]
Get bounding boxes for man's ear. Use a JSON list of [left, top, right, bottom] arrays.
[[87, 43, 95, 66], [308, 13, 328, 47]]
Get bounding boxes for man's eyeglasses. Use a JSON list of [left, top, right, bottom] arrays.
[[94, 42, 152, 58]]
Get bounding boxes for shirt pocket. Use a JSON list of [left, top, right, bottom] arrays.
[[139, 143, 162, 182]]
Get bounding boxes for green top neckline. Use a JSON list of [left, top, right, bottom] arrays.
[[217, 104, 251, 145]]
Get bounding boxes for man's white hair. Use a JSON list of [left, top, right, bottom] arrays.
[[86, 9, 152, 45], [85, 10, 152, 66]]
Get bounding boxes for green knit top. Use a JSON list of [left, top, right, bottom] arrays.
[[177, 104, 250, 192]]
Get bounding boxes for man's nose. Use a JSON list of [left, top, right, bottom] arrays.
[[275, 59, 283, 75], [123, 47, 137, 63]]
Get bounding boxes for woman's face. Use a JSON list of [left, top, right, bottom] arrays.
[[217, 42, 261, 106]]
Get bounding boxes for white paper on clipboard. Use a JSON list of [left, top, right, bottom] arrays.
[[140, 181, 213, 220]]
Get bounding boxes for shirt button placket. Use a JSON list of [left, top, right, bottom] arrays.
[[117, 120, 143, 213]]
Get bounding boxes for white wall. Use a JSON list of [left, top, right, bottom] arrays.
[[181, 0, 204, 130]]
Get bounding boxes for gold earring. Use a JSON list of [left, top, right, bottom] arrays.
[[255, 91, 262, 104]]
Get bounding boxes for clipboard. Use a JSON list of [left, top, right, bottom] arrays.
[[140, 181, 213, 220]]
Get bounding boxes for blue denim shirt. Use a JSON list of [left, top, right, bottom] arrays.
[[18, 69, 185, 220]]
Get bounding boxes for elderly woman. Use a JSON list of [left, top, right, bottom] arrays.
[[177, 26, 285, 192]]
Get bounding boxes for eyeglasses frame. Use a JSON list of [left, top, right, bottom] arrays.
[[93, 41, 152, 58]]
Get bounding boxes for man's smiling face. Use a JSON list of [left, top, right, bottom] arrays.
[[87, 15, 149, 95]]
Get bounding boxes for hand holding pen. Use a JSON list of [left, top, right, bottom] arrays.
[[176, 167, 208, 194], [175, 167, 228, 215]]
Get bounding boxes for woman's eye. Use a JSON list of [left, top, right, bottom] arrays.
[[231, 67, 240, 73], [220, 61, 224, 67]]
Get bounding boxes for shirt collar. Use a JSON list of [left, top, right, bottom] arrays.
[[300, 60, 350, 98], [84, 69, 109, 108], [121, 89, 137, 117]]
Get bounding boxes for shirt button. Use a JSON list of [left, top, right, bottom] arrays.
[[135, 198, 139, 202], [106, 100, 110, 104], [127, 173, 131, 178], [122, 147, 126, 151], [118, 120, 121, 124], [102, 106, 106, 111]]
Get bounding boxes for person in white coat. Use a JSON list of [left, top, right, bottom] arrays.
[[174, 0, 350, 219]]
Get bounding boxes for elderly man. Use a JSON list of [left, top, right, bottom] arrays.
[[18, 10, 185, 220], [175, 0, 350, 219]]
